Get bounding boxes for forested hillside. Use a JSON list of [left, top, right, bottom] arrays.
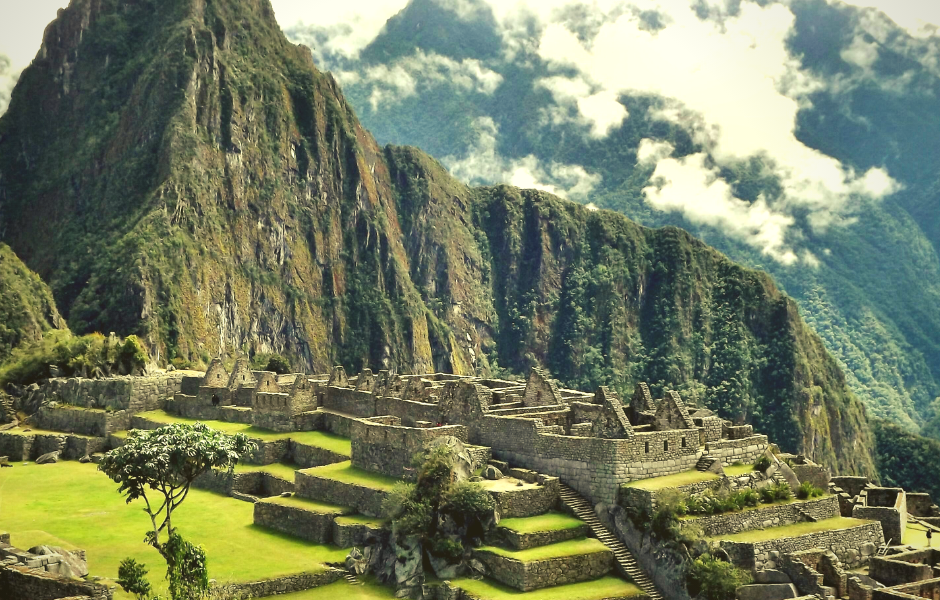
[[292, 0, 940, 441]]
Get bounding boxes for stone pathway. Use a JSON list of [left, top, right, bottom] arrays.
[[558, 484, 664, 600]]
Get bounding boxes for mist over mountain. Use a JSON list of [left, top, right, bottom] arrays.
[[284, 0, 940, 439]]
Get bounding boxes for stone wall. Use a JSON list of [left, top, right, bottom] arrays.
[[792, 464, 831, 490], [252, 500, 344, 543], [375, 396, 442, 427], [322, 387, 376, 418], [332, 518, 388, 548], [294, 471, 387, 517], [24, 372, 192, 413], [720, 521, 884, 570], [290, 441, 348, 469], [473, 546, 612, 591], [853, 504, 906, 547], [349, 421, 468, 480], [0, 564, 111, 600], [873, 578, 940, 600], [480, 414, 700, 505], [489, 477, 560, 518], [0, 431, 106, 461], [31, 405, 128, 437], [207, 569, 343, 600], [704, 435, 769, 466], [490, 522, 590, 550], [681, 496, 840, 538], [869, 549, 940, 587], [618, 478, 726, 516], [906, 494, 937, 518]]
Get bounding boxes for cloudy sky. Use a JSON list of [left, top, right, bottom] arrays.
[[0, 0, 937, 263]]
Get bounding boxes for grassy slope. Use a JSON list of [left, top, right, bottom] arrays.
[[452, 576, 645, 600], [498, 512, 586, 534], [708, 517, 869, 543], [0, 461, 348, 599], [477, 538, 609, 561], [301, 461, 401, 491]]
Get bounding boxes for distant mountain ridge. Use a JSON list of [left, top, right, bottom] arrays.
[[0, 0, 911, 478], [291, 0, 940, 439]]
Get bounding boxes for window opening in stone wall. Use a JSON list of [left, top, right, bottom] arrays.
[[681, 437, 687, 448], [212, 394, 220, 406], [664, 440, 669, 452], [644, 441, 649, 454]]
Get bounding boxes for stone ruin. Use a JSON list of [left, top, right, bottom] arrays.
[[2, 362, 939, 600]]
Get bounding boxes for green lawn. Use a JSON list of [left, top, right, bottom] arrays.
[[622, 470, 720, 491], [301, 461, 401, 491], [278, 578, 397, 599], [477, 538, 609, 562], [134, 410, 351, 455], [724, 464, 756, 477], [709, 517, 870, 543], [452, 576, 644, 600], [234, 461, 301, 481], [903, 522, 940, 548], [499, 512, 585, 534], [0, 461, 349, 599], [2, 426, 93, 439], [259, 495, 352, 514]]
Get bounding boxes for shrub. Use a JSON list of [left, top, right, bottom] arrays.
[[117, 558, 152, 600], [686, 554, 753, 600], [759, 486, 777, 504], [771, 482, 792, 501], [796, 481, 825, 500], [753, 455, 772, 472], [264, 354, 291, 374]]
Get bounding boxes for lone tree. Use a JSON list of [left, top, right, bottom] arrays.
[[99, 423, 254, 600]]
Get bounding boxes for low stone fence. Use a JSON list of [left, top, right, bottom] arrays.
[[472, 546, 612, 591], [490, 523, 590, 550], [207, 569, 343, 600], [30, 406, 129, 437], [294, 471, 388, 517], [194, 470, 295, 499], [0, 431, 106, 461], [703, 435, 769, 466], [332, 518, 388, 548], [253, 499, 346, 543], [290, 441, 348, 469], [0, 564, 111, 600], [719, 521, 884, 570], [375, 396, 443, 427], [322, 387, 376, 418], [680, 496, 840, 537], [489, 477, 560, 519], [869, 548, 940, 587]]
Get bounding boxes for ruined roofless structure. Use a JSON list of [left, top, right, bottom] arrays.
[[170, 364, 765, 506]]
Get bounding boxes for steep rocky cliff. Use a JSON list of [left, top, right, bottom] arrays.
[[0, 0, 876, 475]]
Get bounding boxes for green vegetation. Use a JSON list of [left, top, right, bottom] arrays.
[[709, 517, 869, 543], [498, 512, 585, 534], [251, 353, 291, 375], [622, 470, 720, 491], [135, 410, 352, 455], [333, 515, 388, 528], [686, 554, 753, 600], [874, 419, 940, 501], [0, 331, 149, 388], [723, 464, 755, 477], [477, 538, 609, 562], [98, 423, 255, 600], [753, 455, 771, 472], [796, 482, 826, 500], [383, 444, 495, 562], [451, 576, 645, 600], [277, 579, 398, 599], [233, 461, 301, 482], [259, 495, 352, 515], [305, 461, 401, 491], [0, 462, 349, 599], [0, 243, 65, 364]]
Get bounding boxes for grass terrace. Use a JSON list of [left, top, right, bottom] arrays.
[[724, 464, 756, 477], [0, 461, 349, 600], [258, 495, 353, 515], [499, 512, 586, 534], [334, 515, 388, 528], [477, 538, 609, 562], [1, 425, 94, 438], [679, 493, 830, 521], [903, 522, 940, 548], [135, 410, 352, 455], [452, 576, 645, 600], [622, 470, 720, 491], [301, 461, 401, 491], [708, 517, 871, 543], [277, 578, 397, 599], [233, 461, 301, 481]]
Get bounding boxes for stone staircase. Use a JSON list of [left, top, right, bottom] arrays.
[[558, 484, 663, 600], [695, 454, 720, 472], [343, 573, 362, 586]]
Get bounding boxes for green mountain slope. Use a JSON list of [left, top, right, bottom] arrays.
[[300, 0, 940, 438], [0, 0, 880, 475], [0, 243, 66, 362]]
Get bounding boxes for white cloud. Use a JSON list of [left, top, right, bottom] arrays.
[[637, 138, 675, 166], [838, 0, 940, 38], [534, 0, 899, 262], [538, 76, 627, 138], [841, 34, 880, 69], [338, 50, 503, 110], [443, 117, 601, 199]]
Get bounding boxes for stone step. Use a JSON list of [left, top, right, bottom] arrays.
[[558, 483, 664, 600]]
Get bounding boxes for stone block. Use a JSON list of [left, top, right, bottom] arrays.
[[736, 584, 799, 600]]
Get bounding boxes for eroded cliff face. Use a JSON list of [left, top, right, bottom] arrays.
[[0, 244, 67, 362], [0, 0, 876, 475]]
